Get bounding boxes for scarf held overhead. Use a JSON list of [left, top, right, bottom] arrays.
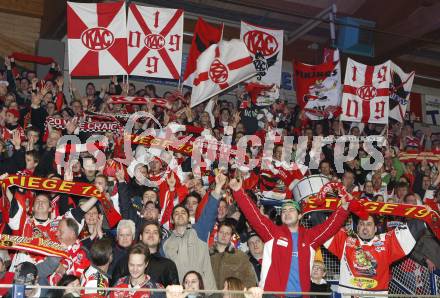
[[302, 197, 440, 239], [1, 175, 121, 227]]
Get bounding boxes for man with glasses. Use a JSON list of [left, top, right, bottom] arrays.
[[229, 177, 350, 295]]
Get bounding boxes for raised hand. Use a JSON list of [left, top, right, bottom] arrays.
[[166, 172, 176, 191], [115, 167, 126, 183], [12, 130, 21, 150], [65, 118, 78, 134], [229, 177, 242, 192], [215, 168, 227, 190]]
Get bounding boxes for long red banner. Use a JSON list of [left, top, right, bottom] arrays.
[[302, 197, 440, 239], [1, 176, 121, 227], [0, 234, 68, 258]]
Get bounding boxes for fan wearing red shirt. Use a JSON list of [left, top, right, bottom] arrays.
[[324, 215, 426, 296], [111, 243, 163, 298]]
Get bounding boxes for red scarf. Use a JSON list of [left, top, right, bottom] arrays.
[[0, 234, 68, 258], [302, 197, 440, 239], [1, 175, 121, 227]]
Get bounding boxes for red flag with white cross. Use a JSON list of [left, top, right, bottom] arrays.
[[126, 4, 183, 79], [67, 1, 127, 76], [191, 39, 256, 107], [341, 58, 391, 124]]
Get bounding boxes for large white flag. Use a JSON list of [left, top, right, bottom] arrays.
[[341, 58, 391, 124], [126, 4, 183, 79], [190, 39, 256, 107], [240, 21, 283, 105], [67, 1, 127, 76], [389, 62, 415, 123]]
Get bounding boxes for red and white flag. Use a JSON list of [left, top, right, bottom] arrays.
[[191, 39, 256, 107], [126, 4, 183, 79], [341, 58, 391, 124], [67, 1, 127, 76], [183, 17, 223, 87], [389, 62, 415, 123], [293, 49, 342, 120], [241, 21, 283, 105]]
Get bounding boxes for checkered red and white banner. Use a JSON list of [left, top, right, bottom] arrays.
[[67, 1, 127, 76], [191, 39, 256, 107], [240, 21, 283, 104], [341, 58, 391, 124], [126, 4, 183, 79]]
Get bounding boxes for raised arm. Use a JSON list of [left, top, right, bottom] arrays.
[[229, 178, 276, 243], [193, 170, 226, 241]]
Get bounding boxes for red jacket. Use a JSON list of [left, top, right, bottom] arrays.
[[233, 188, 349, 293]]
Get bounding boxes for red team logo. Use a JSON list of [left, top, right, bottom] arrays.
[[81, 27, 115, 51], [144, 33, 166, 50], [209, 59, 228, 84], [356, 86, 377, 101], [243, 30, 278, 56]]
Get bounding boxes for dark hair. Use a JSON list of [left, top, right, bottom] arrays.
[[128, 243, 150, 264], [25, 150, 40, 164], [396, 181, 409, 189], [172, 204, 190, 218], [403, 193, 417, 204], [140, 220, 162, 241], [218, 220, 236, 236], [57, 274, 79, 286], [63, 218, 79, 237], [183, 270, 205, 290], [220, 107, 231, 116], [144, 200, 160, 211], [90, 238, 113, 266], [184, 191, 202, 204]]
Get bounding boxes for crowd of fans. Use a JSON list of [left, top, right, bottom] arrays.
[[0, 56, 439, 298]]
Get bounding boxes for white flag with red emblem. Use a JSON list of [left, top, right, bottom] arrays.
[[240, 21, 283, 105], [341, 58, 391, 124], [191, 39, 256, 107], [126, 4, 183, 79], [67, 1, 127, 76]]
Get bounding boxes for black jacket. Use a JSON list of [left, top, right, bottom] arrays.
[[111, 251, 179, 287]]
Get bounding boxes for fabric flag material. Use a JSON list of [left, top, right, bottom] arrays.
[[241, 21, 283, 105], [389, 62, 415, 123], [67, 1, 127, 76], [126, 4, 183, 79], [293, 49, 342, 120], [191, 39, 256, 107], [341, 58, 391, 124], [183, 17, 223, 86]]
